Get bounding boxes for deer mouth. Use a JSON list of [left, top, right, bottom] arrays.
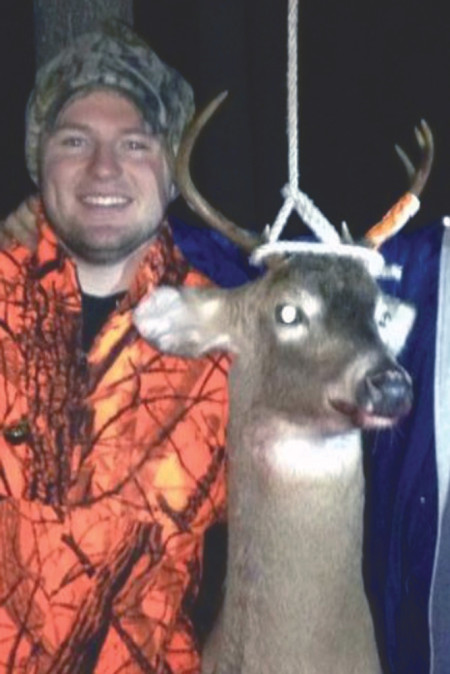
[[329, 398, 401, 429]]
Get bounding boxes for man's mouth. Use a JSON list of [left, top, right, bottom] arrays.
[[79, 194, 132, 208]]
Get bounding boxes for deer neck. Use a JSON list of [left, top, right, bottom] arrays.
[[228, 412, 367, 568], [224, 421, 378, 673]]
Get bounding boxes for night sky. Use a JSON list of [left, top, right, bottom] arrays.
[[0, 1, 449, 239]]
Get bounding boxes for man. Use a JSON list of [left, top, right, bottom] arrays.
[[0, 22, 251, 673]]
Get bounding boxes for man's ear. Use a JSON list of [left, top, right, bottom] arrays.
[[168, 181, 179, 202], [163, 142, 178, 203], [133, 286, 234, 357]]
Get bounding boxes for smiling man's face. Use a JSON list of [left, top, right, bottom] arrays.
[[41, 89, 173, 264]]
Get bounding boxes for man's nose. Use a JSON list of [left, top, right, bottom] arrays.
[[88, 144, 121, 179]]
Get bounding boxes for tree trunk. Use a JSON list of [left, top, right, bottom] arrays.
[[33, 0, 134, 69]]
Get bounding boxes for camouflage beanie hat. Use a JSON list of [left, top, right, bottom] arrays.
[[25, 22, 195, 185]]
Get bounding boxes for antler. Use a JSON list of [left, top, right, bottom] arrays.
[[175, 92, 263, 255], [364, 120, 434, 249], [176, 95, 433, 258]]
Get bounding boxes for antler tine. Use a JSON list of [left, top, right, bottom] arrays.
[[175, 92, 262, 255], [364, 120, 434, 249], [394, 144, 415, 183], [395, 120, 434, 196], [413, 119, 434, 195]]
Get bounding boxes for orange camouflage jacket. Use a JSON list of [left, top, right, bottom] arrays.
[[0, 210, 229, 673]]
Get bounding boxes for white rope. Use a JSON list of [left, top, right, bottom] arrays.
[[265, 0, 338, 247], [251, 241, 387, 277], [251, 0, 401, 281], [287, 0, 299, 191]]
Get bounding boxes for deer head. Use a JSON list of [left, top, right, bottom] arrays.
[[134, 254, 415, 435], [134, 97, 432, 436]]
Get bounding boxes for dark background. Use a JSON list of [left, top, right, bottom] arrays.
[[0, 0, 448, 239]]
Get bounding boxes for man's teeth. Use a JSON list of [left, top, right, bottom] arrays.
[[82, 195, 129, 206]]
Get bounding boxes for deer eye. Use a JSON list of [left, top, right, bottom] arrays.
[[275, 304, 308, 326]]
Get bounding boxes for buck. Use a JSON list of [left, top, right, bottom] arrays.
[[134, 98, 433, 674]]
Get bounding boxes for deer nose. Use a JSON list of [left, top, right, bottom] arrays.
[[357, 367, 413, 419]]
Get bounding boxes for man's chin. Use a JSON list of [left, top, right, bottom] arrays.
[[61, 233, 156, 265]]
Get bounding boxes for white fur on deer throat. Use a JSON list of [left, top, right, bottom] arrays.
[[264, 427, 362, 482], [243, 416, 362, 483]]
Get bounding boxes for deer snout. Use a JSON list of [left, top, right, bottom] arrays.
[[357, 367, 413, 421]]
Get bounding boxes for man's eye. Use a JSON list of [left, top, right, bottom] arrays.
[[61, 136, 85, 148], [125, 139, 151, 151]]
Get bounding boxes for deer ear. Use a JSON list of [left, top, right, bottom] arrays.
[[133, 286, 233, 357], [375, 293, 416, 356]]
